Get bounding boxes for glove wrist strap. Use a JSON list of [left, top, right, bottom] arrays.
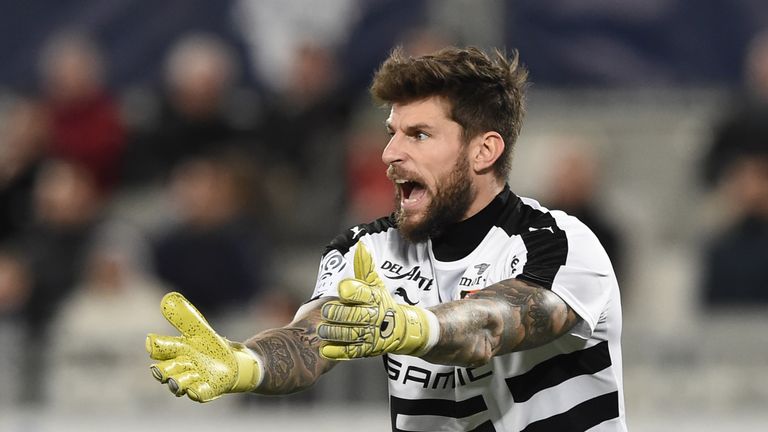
[[410, 308, 441, 357], [231, 347, 264, 392]]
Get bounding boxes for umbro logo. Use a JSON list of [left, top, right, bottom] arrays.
[[528, 226, 554, 234], [350, 226, 364, 239], [474, 263, 490, 275]]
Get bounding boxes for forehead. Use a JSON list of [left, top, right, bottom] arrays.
[[386, 96, 453, 127]]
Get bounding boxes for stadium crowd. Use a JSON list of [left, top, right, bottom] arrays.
[[0, 1, 767, 426]]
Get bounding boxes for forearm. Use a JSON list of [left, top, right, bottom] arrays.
[[244, 303, 336, 395], [421, 279, 579, 367]]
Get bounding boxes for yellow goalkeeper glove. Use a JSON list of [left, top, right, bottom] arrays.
[[146, 292, 262, 402], [318, 243, 439, 360]]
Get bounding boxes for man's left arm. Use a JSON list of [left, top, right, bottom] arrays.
[[422, 278, 580, 367], [318, 245, 582, 366]]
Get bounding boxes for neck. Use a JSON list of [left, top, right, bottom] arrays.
[[461, 177, 505, 221], [431, 183, 511, 261]]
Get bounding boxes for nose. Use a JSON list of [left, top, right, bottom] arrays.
[[382, 135, 404, 165]]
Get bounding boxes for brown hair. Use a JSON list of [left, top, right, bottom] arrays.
[[371, 46, 529, 180]]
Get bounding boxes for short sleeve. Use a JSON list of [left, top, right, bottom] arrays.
[[549, 216, 614, 338], [309, 248, 354, 301]]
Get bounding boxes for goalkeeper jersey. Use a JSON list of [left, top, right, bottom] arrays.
[[307, 186, 627, 432]]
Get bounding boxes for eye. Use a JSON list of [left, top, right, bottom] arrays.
[[415, 131, 429, 141]]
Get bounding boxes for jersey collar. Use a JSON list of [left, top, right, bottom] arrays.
[[431, 184, 517, 261]]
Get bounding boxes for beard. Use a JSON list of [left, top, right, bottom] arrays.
[[394, 154, 474, 243]]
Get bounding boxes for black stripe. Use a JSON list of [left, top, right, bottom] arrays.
[[390, 394, 487, 418], [470, 420, 497, 432], [506, 341, 612, 403], [517, 211, 568, 290], [323, 215, 396, 257], [520, 391, 620, 432], [497, 199, 569, 290]]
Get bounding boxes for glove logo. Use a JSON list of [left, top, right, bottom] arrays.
[[380, 310, 396, 338]]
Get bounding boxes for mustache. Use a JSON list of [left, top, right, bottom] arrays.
[[386, 165, 419, 182]]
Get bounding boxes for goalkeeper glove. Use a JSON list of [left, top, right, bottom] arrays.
[[318, 243, 439, 359], [146, 292, 262, 402]]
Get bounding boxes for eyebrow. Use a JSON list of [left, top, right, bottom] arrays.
[[384, 121, 435, 134]]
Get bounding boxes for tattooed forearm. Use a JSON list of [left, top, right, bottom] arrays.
[[422, 279, 580, 367], [244, 303, 336, 395]]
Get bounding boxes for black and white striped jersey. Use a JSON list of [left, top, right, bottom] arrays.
[[307, 187, 626, 432]]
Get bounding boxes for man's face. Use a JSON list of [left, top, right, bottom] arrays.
[[382, 97, 475, 242]]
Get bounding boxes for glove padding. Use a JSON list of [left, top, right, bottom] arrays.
[[318, 243, 436, 359], [146, 292, 261, 402]]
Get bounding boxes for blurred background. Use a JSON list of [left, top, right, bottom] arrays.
[[1, 0, 768, 431]]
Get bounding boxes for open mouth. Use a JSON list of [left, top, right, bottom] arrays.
[[396, 179, 427, 206]]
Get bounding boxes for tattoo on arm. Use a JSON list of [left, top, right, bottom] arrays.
[[244, 301, 336, 395], [422, 279, 580, 367]]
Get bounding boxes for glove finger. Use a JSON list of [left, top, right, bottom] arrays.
[[146, 334, 187, 360], [186, 381, 219, 403], [338, 279, 379, 304], [353, 243, 384, 286], [321, 302, 378, 324], [317, 323, 373, 343], [167, 370, 201, 397], [320, 342, 369, 360], [149, 357, 195, 383], [160, 292, 220, 343]]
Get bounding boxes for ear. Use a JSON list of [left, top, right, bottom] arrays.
[[471, 131, 505, 173]]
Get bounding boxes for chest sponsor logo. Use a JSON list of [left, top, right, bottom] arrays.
[[458, 262, 493, 296], [458, 262, 495, 298], [385, 356, 493, 389], [381, 260, 434, 291]]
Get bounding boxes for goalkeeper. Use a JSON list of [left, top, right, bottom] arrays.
[[148, 46, 627, 431]]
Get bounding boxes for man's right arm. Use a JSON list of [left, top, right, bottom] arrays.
[[245, 298, 338, 395], [147, 293, 338, 401]]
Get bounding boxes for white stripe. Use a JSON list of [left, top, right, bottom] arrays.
[[396, 411, 490, 432], [504, 366, 619, 430]]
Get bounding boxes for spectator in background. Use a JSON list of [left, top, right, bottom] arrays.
[[122, 33, 247, 186], [255, 42, 354, 241], [232, 0, 360, 94], [701, 154, 768, 305], [39, 31, 125, 196], [21, 160, 104, 335], [152, 153, 268, 323], [14, 159, 104, 402], [0, 251, 30, 316], [701, 29, 768, 306], [46, 223, 170, 411], [0, 251, 31, 407], [343, 115, 395, 225], [543, 140, 625, 282], [703, 30, 768, 187], [0, 97, 49, 243]]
